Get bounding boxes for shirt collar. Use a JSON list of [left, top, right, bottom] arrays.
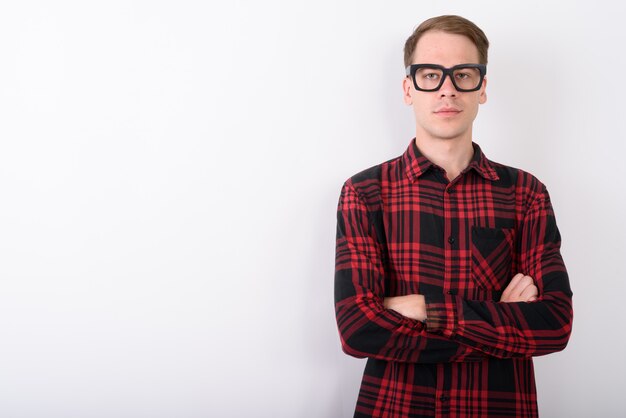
[[402, 139, 499, 183]]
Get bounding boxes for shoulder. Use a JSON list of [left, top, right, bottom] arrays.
[[491, 159, 546, 191], [343, 154, 402, 193], [487, 158, 550, 208]]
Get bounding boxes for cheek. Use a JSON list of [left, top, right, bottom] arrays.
[[462, 95, 482, 119], [461, 105, 479, 125], [411, 96, 431, 119]]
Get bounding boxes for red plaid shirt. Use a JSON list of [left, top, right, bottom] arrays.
[[334, 140, 573, 417]]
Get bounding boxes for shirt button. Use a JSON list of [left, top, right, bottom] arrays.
[[440, 394, 449, 402], [448, 236, 456, 245], [447, 188, 454, 194], [446, 290, 455, 295]]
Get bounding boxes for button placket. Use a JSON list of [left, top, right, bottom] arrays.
[[443, 183, 457, 297]]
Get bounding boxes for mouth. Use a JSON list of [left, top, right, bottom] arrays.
[[434, 108, 462, 116], [434, 108, 461, 117]]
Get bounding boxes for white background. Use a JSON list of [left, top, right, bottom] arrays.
[[0, 1, 624, 417]]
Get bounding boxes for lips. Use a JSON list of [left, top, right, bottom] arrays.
[[434, 107, 461, 114]]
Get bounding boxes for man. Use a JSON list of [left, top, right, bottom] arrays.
[[334, 15, 573, 418]]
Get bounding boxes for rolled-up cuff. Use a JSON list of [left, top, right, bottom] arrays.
[[424, 293, 458, 337]]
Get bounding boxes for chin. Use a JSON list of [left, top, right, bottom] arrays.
[[429, 131, 468, 141], [416, 119, 472, 142]]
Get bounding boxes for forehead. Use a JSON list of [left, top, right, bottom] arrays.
[[412, 31, 480, 66]]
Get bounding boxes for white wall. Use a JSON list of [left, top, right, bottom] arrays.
[[0, 1, 623, 417]]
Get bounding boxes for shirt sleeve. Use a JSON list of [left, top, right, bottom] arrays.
[[334, 181, 485, 363], [424, 185, 574, 359]]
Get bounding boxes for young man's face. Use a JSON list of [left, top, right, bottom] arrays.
[[402, 31, 487, 144]]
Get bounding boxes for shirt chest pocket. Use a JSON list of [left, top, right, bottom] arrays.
[[471, 227, 515, 291]]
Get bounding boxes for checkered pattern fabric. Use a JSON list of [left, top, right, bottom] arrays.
[[335, 140, 573, 417]]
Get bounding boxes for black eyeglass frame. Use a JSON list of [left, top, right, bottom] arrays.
[[405, 63, 487, 92]]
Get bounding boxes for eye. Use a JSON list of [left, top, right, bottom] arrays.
[[455, 72, 471, 80], [424, 72, 440, 80]]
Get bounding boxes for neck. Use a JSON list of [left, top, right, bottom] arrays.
[[414, 137, 474, 181]]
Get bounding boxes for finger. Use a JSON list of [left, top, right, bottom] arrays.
[[509, 273, 525, 286], [502, 273, 525, 299], [506, 275, 533, 299], [519, 284, 538, 302], [517, 275, 534, 291]]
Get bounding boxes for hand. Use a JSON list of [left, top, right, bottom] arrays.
[[383, 294, 427, 321], [500, 273, 538, 303]]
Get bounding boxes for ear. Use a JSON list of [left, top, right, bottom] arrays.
[[402, 77, 413, 105], [479, 77, 487, 104]]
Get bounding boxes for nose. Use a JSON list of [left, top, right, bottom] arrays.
[[439, 73, 457, 97]]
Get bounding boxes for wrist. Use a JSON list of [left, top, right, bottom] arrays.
[[384, 294, 427, 321]]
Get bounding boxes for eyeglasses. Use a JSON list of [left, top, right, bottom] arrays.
[[405, 63, 487, 92]]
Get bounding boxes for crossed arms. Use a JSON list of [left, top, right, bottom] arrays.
[[384, 272, 538, 321], [334, 180, 573, 363]]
